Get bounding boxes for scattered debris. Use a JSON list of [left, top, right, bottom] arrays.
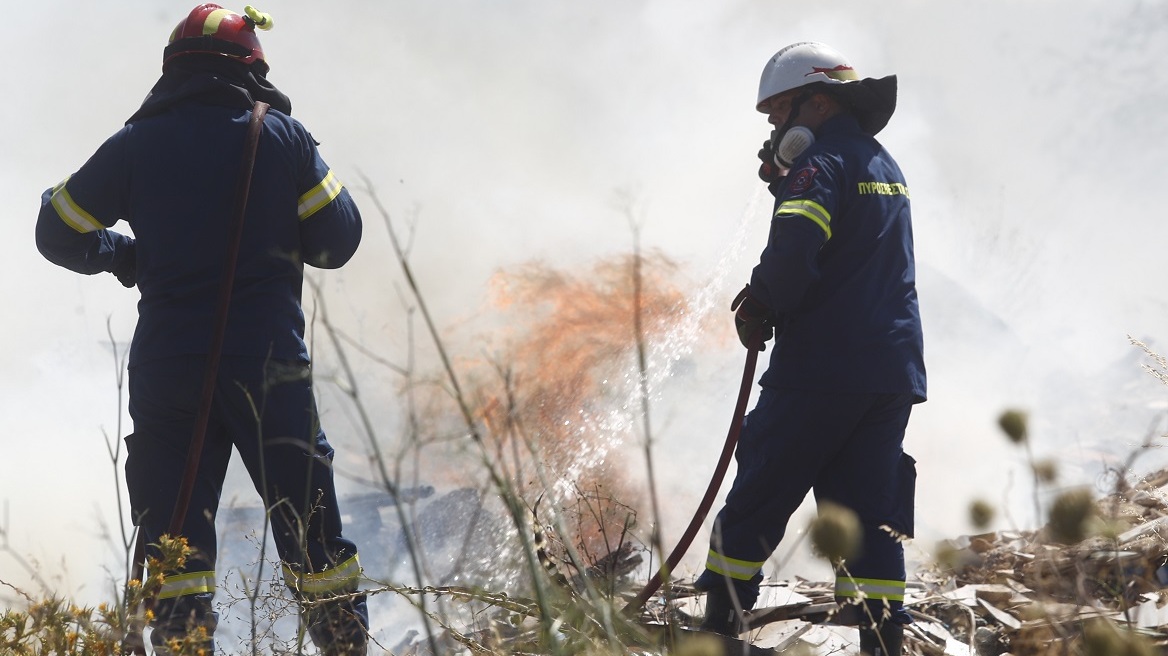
[[386, 467, 1168, 654], [627, 467, 1168, 654]]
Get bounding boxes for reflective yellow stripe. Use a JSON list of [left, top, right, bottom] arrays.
[[705, 549, 765, 582], [297, 170, 344, 221], [50, 178, 104, 234], [825, 67, 860, 82], [283, 555, 361, 594], [158, 571, 216, 600], [202, 9, 233, 35], [835, 577, 905, 602], [776, 199, 832, 239]]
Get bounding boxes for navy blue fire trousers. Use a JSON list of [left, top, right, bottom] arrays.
[[125, 355, 367, 648], [696, 388, 917, 624]]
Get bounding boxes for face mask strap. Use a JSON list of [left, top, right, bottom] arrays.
[[774, 90, 812, 137], [769, 89, 815, 167]]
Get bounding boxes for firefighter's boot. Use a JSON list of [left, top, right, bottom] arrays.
[[149, 594, 217, 656], [858, 620, 904, 656], [304, 593, 369, 656], [699, 585, 744, 637]]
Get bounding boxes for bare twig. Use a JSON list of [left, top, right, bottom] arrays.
[[0, 501, 51, 594], [305, 276, 441, 656], [356, 176, 565, 649], [357, 174, 481, 442], [102, 319, 136, 590], [624, 200, 665, 586], [331, 326, 409, 377]]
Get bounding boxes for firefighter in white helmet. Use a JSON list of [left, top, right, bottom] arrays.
[[695, 42, 922, 656]]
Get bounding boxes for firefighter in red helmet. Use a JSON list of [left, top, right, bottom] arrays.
[[36, 5, 368, 654]]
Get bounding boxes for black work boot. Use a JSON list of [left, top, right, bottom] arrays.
[[699, 585, 744, 637], [858, 621, 904, 656], [304, 594, 369, 656], [149, 594, 217, 656]]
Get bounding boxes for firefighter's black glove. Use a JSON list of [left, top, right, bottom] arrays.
[[111, 241, 136, 288], [731, 284, 773, 351], [758, 138, 786, 185]]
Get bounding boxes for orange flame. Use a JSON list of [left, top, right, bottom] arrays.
[[463, 250, 708, 557]]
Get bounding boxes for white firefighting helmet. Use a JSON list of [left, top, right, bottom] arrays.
[[757, 41, 898, 136], [756, 41, 860, 112]]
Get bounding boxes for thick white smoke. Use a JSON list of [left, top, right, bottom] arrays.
[[2, 2, 1166, 646]]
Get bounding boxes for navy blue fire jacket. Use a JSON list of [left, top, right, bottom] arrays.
[[750, 114, 926, 401], [36, 100, 361, 367]]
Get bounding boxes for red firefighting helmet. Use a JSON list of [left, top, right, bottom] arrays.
[[163, 4, 274, 72]]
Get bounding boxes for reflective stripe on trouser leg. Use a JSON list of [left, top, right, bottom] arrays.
[[158, 570, 217, 599], [284, 555, 369, 653], [705, 549, 766, 582], [835, 577, 906, 603], [283, 554, 362, 596]]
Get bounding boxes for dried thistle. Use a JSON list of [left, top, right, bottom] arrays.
[[968, 499, 995, 530], [1048, 487, 1098, 544], [997, 409, 1028, 444], [1032, 459, 1058, 483], [810, 502, 862, 563]]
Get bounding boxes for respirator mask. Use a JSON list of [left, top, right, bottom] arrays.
[[771, 126, 815, 168], [758, 125, 815, 184], [759, 126, 814, 184]]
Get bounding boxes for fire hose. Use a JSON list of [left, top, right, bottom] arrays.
[[124, 101, 270, 655], [623, 340, 761, 614]]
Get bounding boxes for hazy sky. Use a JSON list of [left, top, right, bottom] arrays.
[[4, 0, 1167, 612]]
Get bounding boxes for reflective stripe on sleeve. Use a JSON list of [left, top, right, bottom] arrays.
[[297, 170, 344, 221], [50, 178, 104, 233], [157, 570, 216, 600], [705, 549, 765, 582], [283, 555, 362, 595], [835, 576, 905, 602], [775, 199, 832, 239]]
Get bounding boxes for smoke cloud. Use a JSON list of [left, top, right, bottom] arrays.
[[3, 0, 1166, 624]]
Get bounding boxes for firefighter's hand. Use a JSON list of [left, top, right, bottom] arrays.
[[731, 285, 774, 351], [111, 241, 136, 288], [758, 138, 787, 184]]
